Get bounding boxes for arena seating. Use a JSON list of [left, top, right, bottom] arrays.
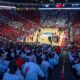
[[0, 11, 24, 21], [0, 10, 80, 46], [0, 10, 41, 41], [0, 23, 24, 40], [17, 10, 41, 24]]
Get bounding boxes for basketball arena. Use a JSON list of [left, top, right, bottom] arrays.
[[0, 1, 80, 80]]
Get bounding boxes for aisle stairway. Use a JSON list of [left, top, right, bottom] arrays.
[[64, 60, 76, 80], [49, 54, 76, 80], [49, 58, 62, 80]]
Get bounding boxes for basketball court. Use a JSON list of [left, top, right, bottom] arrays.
[[19, 27, 67, 47]]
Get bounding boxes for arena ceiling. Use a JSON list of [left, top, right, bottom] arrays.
[[0, 0, 80, 3]]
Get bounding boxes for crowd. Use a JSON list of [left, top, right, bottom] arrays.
[[0, 12, 24, 29], [0, 10, 41, 41], [0, 40, 80, 80], [0, 42, 60, 80]]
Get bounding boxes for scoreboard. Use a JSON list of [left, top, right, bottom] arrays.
[[17, 3, 80, 9]]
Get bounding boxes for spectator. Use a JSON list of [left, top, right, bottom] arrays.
[[3, 62, 23, 80], [22, 57, 45, 80]]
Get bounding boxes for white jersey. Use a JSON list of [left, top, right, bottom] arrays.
[[72, 63, 80, 76], [22, 62, 44, 80], [2, 72, 20, 80], [68, 51, 74, 62], [40, 61, 50, 80]]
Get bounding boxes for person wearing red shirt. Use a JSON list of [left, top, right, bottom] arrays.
[[55, 46, 61, 56]]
